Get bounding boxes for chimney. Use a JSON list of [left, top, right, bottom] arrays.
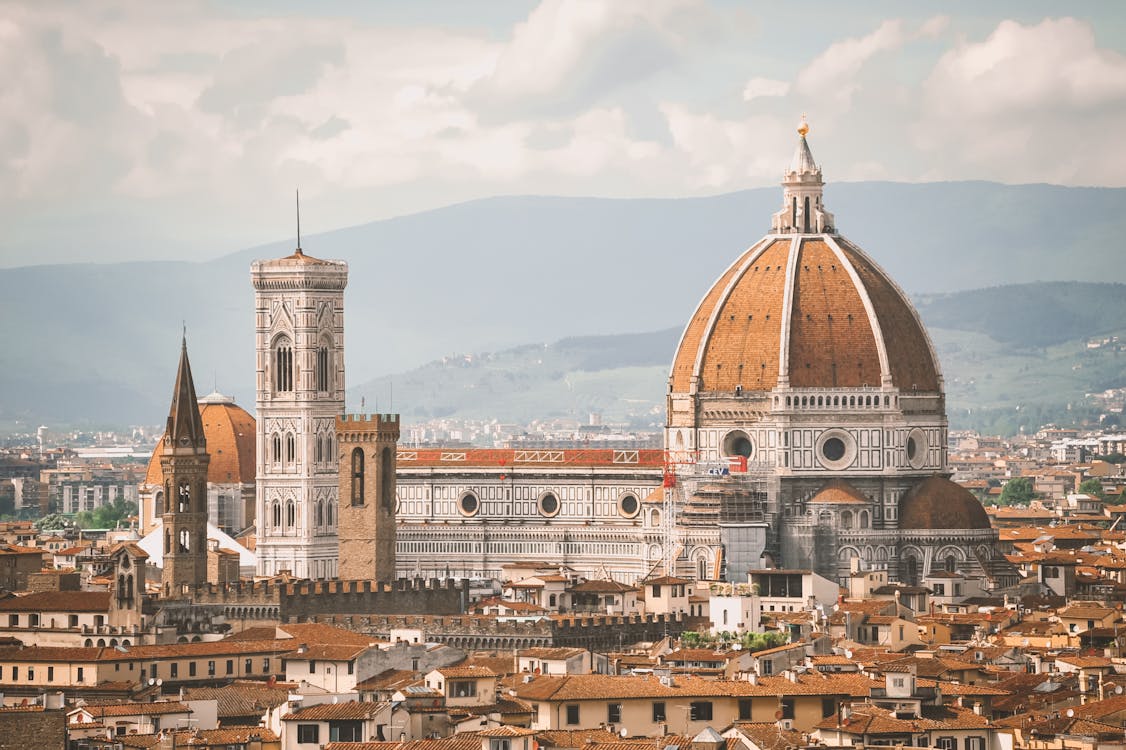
[[973, 702, 983, 716]]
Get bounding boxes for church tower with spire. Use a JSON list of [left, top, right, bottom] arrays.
[[160, 336, 210, 595], [251, 228, 348, 579]]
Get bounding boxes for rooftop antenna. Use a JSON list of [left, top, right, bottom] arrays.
[[295, 189, 302, 253]]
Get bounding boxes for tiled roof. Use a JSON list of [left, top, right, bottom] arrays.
[[818, 704, 990, 734], [520, 647, 588, 661], [515, 672, 874, 702], [182, 682, 290, 717], [0, 590, 109, 612], [355, 668, 419, 692], [729, 721, 805, 750], [642, 576, 692, 586], [437, 665, 497, 678], [83, 701, 189, 718], [284, 700, 385, 721], [119, 728, 279, 748], [285, 642, 373, 661], [567, 580, 637, 594]]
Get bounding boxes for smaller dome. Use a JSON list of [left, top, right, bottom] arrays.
[[145, 395, 255, 486], [899, 476, 991, 530], [809, 479, 868, 504]]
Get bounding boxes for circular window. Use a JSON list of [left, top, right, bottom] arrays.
[[816, 430, 856, 470], [906, 428, 929, 469], [722, 430, 754, 459], [822, 438, 846, 462], [458, 491, 480, 517], [538, 492, 560, 517], [618, 493, 640, 518]]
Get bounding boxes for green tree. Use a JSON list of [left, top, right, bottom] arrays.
[[1079, 478, 1107, 501], [73, 497, 137, 529], [999, 477, 1036, 506], [740, 631, 788, 652]]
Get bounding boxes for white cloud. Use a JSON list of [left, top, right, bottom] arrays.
[[795, 16, 948, 105], [468, 0, 703, 118], [742, 77, 789, 102], [917, 17, 1126, 184]]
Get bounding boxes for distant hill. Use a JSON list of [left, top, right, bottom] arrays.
[[349, 281, 1126, 435], [1, 181, 1124, 430]]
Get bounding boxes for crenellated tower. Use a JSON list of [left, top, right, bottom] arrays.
[[336, 413, 401, 582], [160, 337, 210, 595], [252, 244, 348, 579]]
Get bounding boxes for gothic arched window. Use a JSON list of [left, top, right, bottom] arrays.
[[314, 435, 323, 464], [286, 433, 296, 464], [316, 500, 324, 528], [316, 341, 331, 392], [272, 434, 282, 465], [380, 447, 394, 510], [326, 502, 333, 528], [272, 501, 281, 529], [286, 501, 295, 529], [351, 448, 365, 506], [273, 336, 294, 393]]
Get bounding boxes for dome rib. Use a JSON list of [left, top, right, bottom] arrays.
[[669, 236, 778, 392], [788, 238, 882, 388], [695, 238, 790, 392], [824, 235, 891, 384], [837, 239, 942, 392]]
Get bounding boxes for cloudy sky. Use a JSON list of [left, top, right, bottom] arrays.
[[2, 0, 1125, 267]]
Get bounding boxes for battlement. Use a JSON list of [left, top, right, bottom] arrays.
[[336, 414, 401, 442], [297, 611, 706, 651], [193, 577, 467, 622], [340, 413, 400, 424]]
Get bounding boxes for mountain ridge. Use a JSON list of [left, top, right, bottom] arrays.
[[1, 181, 1124, 429]]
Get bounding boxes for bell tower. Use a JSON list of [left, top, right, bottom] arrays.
[[160, 336, 210, 595], [252, 242, 348, 579]]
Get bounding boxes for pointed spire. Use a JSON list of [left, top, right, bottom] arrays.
[[789, 114, 818, 174], [166, 334, 206, 450], [295, 189, 303, 256], [771, 115, 835, 235]]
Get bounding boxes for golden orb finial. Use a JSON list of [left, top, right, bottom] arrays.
[[797, 114, 809, 137]]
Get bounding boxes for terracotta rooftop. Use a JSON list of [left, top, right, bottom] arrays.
[[0, 590, 110, 613]]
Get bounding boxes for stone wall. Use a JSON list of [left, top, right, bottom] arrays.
[[191, 577, 467, 624], [301, 612, 708, 651], [0, 708, 66, 750]]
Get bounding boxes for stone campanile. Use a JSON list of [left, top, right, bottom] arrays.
[[336, 414, 400, 582], [252, 246, 347, 579], [160, 337, 210, 595]]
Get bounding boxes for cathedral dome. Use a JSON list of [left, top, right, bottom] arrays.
[[898, 476, 991, 531], [145, 392, 256, 486], [668, 123, 940, 397]]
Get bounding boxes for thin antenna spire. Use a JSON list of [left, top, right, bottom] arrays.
[[182, 320, 186, 346], [296, 189, 302, 253]]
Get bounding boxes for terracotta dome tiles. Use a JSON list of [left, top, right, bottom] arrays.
[[899, 476, 991, 531], [145, 401, 256, 486], [697, 239, 791, 392], [838, 240, 940, 393], [669, 234, 942, 396], [788, 239, 882, 388]]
